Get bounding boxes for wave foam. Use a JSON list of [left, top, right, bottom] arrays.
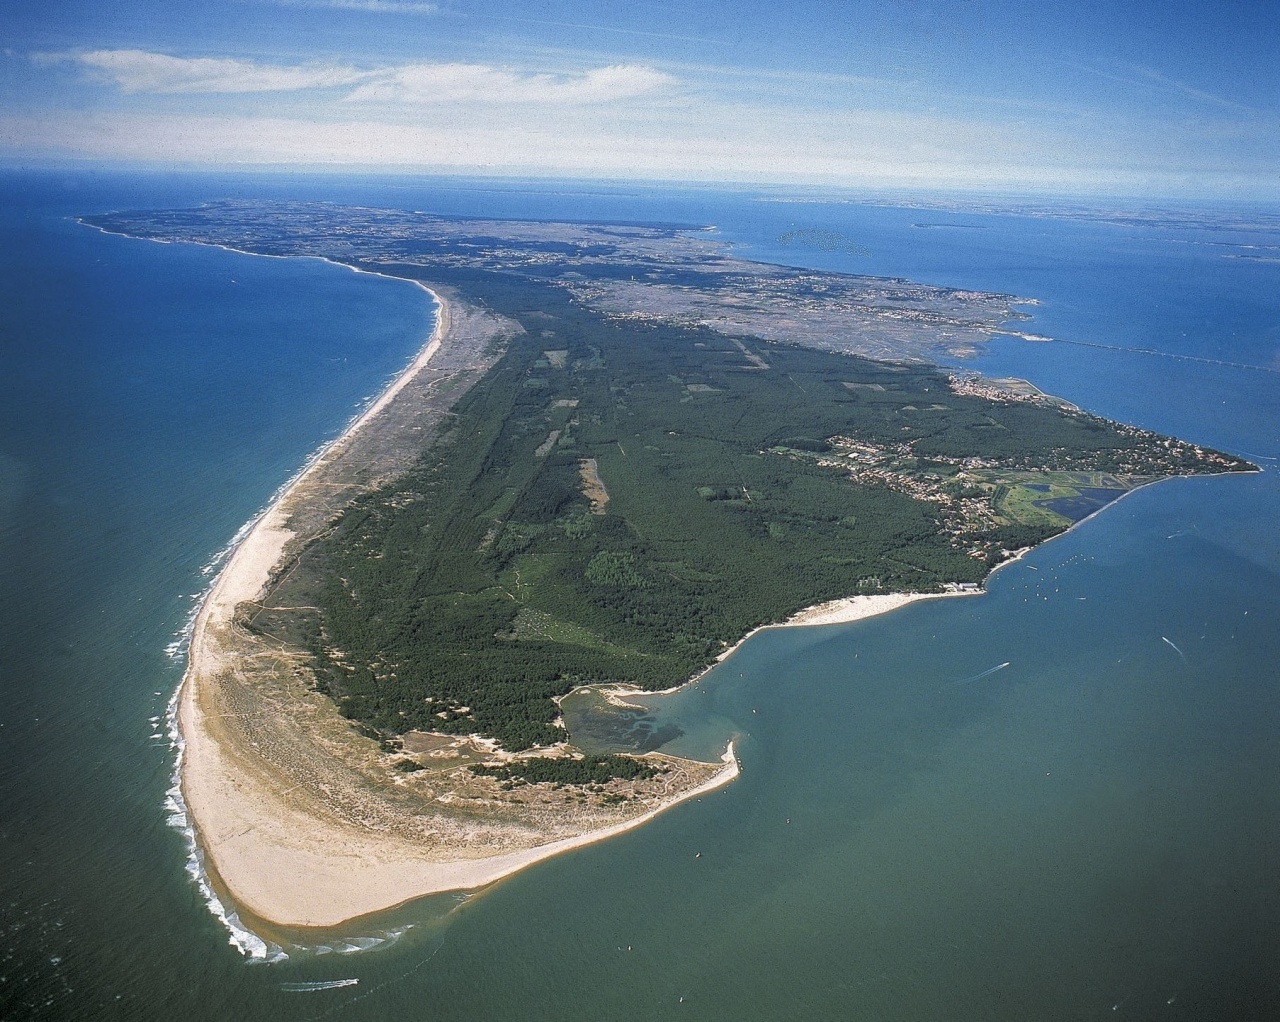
[[164, 683, 287, 963], [155, 253, 439, 958]]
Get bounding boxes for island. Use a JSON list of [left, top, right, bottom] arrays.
[[83, 202, 1254, 934]]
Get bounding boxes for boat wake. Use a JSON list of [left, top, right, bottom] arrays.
[[947, 661, 1012, 687], [1161, 636, 1188, 662], [280, 979, 359, 992]]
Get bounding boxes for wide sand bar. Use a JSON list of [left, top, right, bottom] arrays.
[[179, 275, 976, 932], [178, 281, 742, 930]]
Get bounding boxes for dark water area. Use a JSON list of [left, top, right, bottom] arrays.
[[1036, 486, 1127, 521], [1, 170, 1277, 1019], [560, 689, 686, 755], [0, 170, 437, 1016]]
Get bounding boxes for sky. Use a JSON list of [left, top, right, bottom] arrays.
[[1, 0, 1278, 197]]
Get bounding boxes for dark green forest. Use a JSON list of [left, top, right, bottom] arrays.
[[261, 268, 1236, 752], [470, 754, 661, 786]]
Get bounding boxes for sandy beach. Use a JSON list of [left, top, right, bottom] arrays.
[[177, 280, 453, 927], [194, 739, 737, 930], [174, 270, 1084, 936], [781, 588, 981, 628], [177, 278, 734, 931], [170, 266, 1167, 933], [671, 588, 982, 687]]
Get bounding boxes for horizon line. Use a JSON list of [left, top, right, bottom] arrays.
[[4, 158, 1280, 207]]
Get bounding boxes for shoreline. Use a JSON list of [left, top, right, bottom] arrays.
[[150, 220, 1263, 940], [629, 468, 1266, 703], [172, 264, 728, 936], [173, 267, 452, 939], [613, 588, 986, 703]]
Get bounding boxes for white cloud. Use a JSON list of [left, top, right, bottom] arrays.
[[9, 106, 1271, 201], [46, 49, 372, 94], [344, 62, 675, 105], [13, 48, 1276, 198], [39, 49, 674, 105]]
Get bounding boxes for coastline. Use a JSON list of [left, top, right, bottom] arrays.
[[174, 274, 729, 934], [653, 470, 1263, 700], [175, 277, 451, 935], [159, 226, 1263, 939], [727, 587, 980, 672], [608, 589, 985, 703]]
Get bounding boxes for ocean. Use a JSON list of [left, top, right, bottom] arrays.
[[0, 170, 1276, 1019]]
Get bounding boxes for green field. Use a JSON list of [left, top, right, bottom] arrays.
[[985, 470, 1147, 528]]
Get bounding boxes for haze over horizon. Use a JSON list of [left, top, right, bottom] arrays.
[[3, 1, 1277, 200]]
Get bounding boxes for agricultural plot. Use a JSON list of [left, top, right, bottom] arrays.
[[984, 471, 1142, 527]]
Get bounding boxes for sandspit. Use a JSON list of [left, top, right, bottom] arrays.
[[177, 279, 731, 932], [178, 280, 455, 928]]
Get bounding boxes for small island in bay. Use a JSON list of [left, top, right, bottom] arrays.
[[84, 202, 1253, 933]]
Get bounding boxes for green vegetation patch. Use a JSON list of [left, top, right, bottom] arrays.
[[470, 754, 660, 786], [979, 470, 1148, 528], [275, 268, 1249, 756]]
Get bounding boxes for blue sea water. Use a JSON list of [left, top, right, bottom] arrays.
[[0, 170, 1277, 1019]]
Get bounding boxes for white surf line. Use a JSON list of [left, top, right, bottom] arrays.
[[164, 682, 286, 962], [120, 226, 440, 959]]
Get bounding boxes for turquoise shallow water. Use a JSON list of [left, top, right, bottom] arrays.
[[1, 172, 1277, 1019]]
